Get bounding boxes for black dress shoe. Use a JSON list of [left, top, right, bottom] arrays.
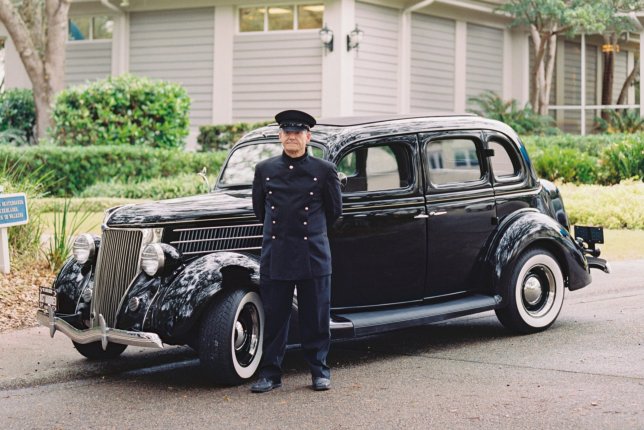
[[250, 377, 282, 393], [312, 377, 331, 391]]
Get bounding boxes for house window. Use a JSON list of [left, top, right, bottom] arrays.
[[239, 4, 324, 32], [69, 16, 113, 41]]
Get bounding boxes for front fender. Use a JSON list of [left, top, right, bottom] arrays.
[[487, 209, 591, 299], [53, 258, 93, 318], [150, 252, 260, 341]]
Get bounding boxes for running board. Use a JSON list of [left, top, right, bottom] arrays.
[[333, 294, 502, 337]]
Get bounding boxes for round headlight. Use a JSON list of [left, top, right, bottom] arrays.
[[141, 243, 165, 276], [72, 234, 96, 264]]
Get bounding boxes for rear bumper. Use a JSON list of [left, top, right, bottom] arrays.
[[587, 256, 610, 274], [36, 307, 163, 350]]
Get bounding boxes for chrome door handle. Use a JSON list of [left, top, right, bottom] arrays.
[[430, 211, 447, 216], [414, 214, 429, 219]]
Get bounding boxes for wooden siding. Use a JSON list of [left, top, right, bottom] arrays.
[[129, 8, 214, 126], [232, 32, 322, 122], [65, 41, 112, 87], [410, 13, 455, 113], [353, 2, 399, 115], [466, 23, 503, 108]]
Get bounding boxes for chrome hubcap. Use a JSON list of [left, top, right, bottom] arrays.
[[521, 264, 556, 317], [234, 321, 246, 350], [523, 275, 543, 306], [234, 302, 260, 367]]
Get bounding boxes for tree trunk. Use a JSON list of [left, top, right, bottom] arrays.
[[616, 57, 639, 106], [541, 32, 558, 116], [0, 0, 70, 140]]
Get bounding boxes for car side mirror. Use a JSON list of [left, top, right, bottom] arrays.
[[338, 171, 348, 188]]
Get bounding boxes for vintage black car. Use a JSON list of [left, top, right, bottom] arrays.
[[37, 114, 609, 385]]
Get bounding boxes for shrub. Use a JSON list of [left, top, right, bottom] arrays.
[[529, 145, 600, 184], [468, 91, 559, 135], [596, 109, 644, 134], [560, 180, 644, 229], [599, 136, 644, 183], [33, 198, 146, 213], [51, 74, 190, 149], [81, 173, 213, 199], [0, 88, 36, 144], [0, 145, 227, 197], [198, 121, 272, 152], [522, 134, 616, 157]]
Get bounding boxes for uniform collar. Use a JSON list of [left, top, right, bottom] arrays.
[[281, 151, 308, 162]]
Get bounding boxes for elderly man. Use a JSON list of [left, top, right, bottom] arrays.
[[251, 110, 342, 393]]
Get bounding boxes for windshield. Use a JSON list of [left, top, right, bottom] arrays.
[[217, 142, 325, 188]]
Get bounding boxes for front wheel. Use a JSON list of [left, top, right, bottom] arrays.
[[198, 288, 264, 385], [73, 341, 127, 360], [495, 248, 565, 334]]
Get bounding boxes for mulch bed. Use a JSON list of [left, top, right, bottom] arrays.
[[0, 259, 56, 332]]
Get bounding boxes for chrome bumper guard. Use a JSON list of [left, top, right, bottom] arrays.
[[36, 307, 163, 350]]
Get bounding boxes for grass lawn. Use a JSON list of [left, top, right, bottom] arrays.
[[40, 212, 643, 261], [41, 212, 104, 235]]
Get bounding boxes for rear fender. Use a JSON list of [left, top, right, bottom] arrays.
[[487, 209, 590, 302], [150, 252, 260, 340]]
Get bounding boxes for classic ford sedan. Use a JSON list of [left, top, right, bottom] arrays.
[[37, 114, 609, 385]]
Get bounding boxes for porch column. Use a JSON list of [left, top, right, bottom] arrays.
[[212, 5, 234, 124]]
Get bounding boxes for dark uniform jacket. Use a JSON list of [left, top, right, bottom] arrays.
[[252, 152, 342, 280]]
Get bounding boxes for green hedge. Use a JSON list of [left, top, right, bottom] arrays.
[[0, 88, 36, 145], [523, 133, 644, 184], [51, 74, 190, 148], [81, 173, 213, 199], [0, 145, 227, 197], [197, 121, 271, 152]]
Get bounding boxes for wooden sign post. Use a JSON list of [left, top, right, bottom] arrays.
[[0, 191, 29, 274]]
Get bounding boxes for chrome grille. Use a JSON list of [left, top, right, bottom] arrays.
[[171, 224, 262, 255], [92, 229, 143, 327]]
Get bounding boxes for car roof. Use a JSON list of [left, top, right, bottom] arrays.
[[236, 114, 521, 158]]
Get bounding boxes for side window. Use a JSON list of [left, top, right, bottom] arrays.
[[488, 140, 521, 180], [426, 138, 483, 186], [337, 143, 413, 193]]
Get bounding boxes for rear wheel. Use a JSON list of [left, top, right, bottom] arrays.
[[73, 341, 127, 360], [198, 288, 264, 385], [495, 248, 565, 334]]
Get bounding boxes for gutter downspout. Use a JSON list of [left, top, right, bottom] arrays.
[[400, 0, 436, 113]]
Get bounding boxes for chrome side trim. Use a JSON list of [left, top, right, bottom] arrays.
[[330, 320, 353, 330], [181, 246, 262, 255], [173, 223, 262, 232], [37, 308, 163, 349]]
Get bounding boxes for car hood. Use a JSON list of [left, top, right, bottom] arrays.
[[106, 191, 255, 227]]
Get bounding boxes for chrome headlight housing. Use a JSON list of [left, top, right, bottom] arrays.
[[72, 234, 97, 264], [141, 243, 165, 276]]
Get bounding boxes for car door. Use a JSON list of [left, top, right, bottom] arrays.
[[329, 134, 427, 309], [420, 131, 497, 298]]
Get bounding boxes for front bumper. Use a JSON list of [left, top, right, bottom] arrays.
[[36, 307, 163, 350]]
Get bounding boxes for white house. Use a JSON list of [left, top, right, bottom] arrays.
[[1, 0, 642, 142]]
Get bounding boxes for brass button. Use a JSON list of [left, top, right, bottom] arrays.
[[310, 192, 314, 195], [314, 177, 318, 181], [303, 221, 307, 225], [272, 220, 276, 224], [272, 235, 276, 239], [268, 191, 272, 194], [289, 165, 294, 170], [304, 236, 308, 240], [266, 177, 270, 181], [271, 206, 275, 210], [304, 206, 309, 211]]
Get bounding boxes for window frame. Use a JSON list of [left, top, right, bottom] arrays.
[[67, 14, 114, 43], [237, 2, 324, 34], [483, 132, 527, 186], [333, 135, 419, 198], [421, 131, 491, 194]]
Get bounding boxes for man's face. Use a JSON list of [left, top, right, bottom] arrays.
[[279, 129, 311, 157]]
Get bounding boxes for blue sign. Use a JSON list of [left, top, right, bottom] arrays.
[[0, 193, 29, 228]]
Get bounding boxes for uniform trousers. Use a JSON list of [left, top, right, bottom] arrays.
[[258, 275, 331, 381]]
